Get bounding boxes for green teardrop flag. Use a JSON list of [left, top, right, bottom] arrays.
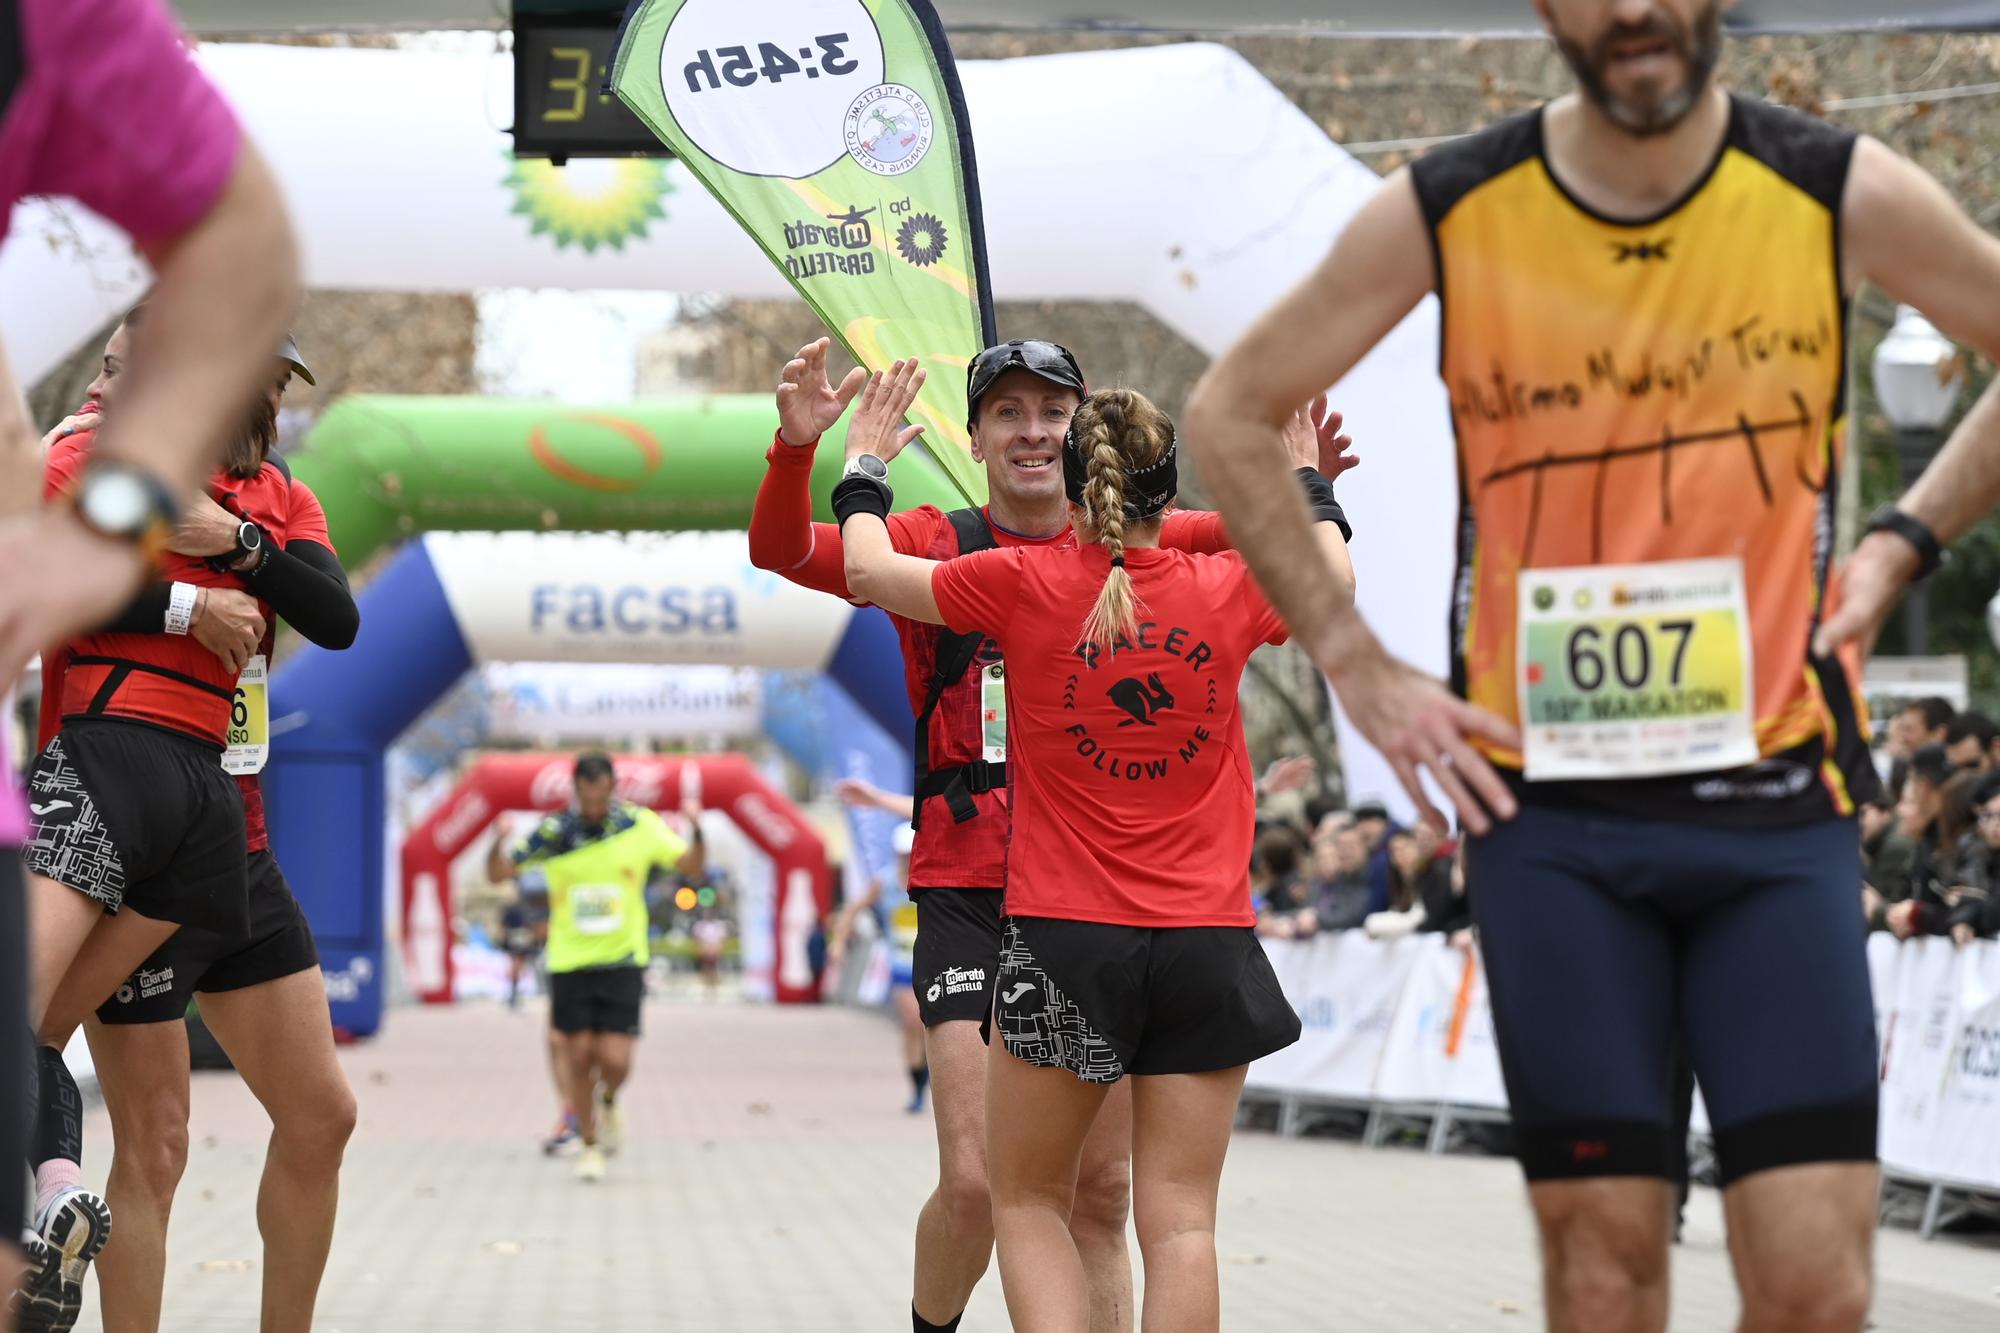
[[611, 0, 996, 504]]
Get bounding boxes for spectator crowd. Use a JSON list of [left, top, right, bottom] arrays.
[[1257, 698, 2000, 955], [1247, 759, 1472, 947], [1849, 698, 2000, 946]]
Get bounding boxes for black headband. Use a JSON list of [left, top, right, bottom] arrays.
[[1062, 414, 1179, 522]]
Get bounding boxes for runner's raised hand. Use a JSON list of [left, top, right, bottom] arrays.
[[775, 337, 868, 448], [1279, 394, 1357, 480], [843, 359, 928, 465]]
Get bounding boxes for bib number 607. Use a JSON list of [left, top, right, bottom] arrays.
[[1565, 619, 1694, 693]]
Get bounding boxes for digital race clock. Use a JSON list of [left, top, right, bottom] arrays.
[[511, 13, 668, 160]]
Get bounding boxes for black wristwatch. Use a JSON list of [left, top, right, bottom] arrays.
[[214, 519, 267, 574], [841, 454, 890, 483], [70, 460, 178, 562], [832, 454, 894, 526], [1865, 506, 1947, 581]]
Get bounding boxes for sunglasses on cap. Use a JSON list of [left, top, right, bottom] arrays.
[[966, 339, 1086, 419]]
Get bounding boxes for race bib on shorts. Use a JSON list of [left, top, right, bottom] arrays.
[[221, 654, 269, 776], [569, 883, 626, 935], [890, 901, 919, 965], [1517, 558, 1758, 781], [980, 661, 1008, 764]]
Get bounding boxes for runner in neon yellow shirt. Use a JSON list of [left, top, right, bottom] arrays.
[[487, 752, 700, 1183]]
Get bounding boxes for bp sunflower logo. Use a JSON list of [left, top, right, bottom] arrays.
[[502, 154, 673, 253], [895, 212, 948, 267]]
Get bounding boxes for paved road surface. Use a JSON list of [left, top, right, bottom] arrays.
[[69, 994, 2000, 1331]]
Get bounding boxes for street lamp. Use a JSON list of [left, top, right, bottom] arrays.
[[1872, 305, 1965, 656]]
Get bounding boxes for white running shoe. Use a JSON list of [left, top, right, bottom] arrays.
[[598, 1096, 623, 1155], [14, 1188, 112, 1332], [575, 1145, 607, 1184]]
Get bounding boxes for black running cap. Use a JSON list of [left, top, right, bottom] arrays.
[[967, 339, 1085, 422]]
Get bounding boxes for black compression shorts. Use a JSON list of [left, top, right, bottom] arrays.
[[1466, 804, 1879, 1187]]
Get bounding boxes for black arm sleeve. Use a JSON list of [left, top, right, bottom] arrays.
[[97, 583, 175, 635], [243, 540, 360, 649], [1295, 468, 1353, 542]]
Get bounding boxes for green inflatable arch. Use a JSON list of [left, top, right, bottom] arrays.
[[289, 394, 982, 566]]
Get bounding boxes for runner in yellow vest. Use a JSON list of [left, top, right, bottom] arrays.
[[1187, 3, 2000, 1329], [488, 752, 700, 1183]]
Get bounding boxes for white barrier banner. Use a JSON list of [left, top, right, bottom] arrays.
[[1880, 936, 1963, 1179], [1373, 936, 1503, 1107], [1255, 930, 2000, 1193], [1869, 930, 1905, 1073], [1879, 936, 2000, 1189], [1440, 948, 1508, 1110], [1248, 934, 1420, 1100]]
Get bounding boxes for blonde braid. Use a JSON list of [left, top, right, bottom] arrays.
[[1079, 394, 1139, 648]]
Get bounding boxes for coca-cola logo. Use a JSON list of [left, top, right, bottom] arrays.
[[733, 792, 796, 850], [432, 792, 491, 852], [528, 760, 670, 810]]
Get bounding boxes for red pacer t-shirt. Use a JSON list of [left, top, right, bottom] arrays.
[[931, 544, 1288, 928], [746, 435, 1230, 890], [40, 437, 331, 850]]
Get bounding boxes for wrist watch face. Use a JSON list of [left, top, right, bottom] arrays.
[[238, 521, 262, 552], [848, 454, 888, 480], [79, 470, 151, 535]]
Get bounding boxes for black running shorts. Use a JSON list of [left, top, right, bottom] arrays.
[[911, 887, 1004, 1028], [96, 849, 319, 1026], [1466, 803, 1879, 1187], [992, 917, 1301, 1083], [22, 720, 247, 935], [549, 964, 644, 1036]]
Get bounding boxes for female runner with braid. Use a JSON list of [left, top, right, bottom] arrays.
[[837, 384, 1355, 1332]]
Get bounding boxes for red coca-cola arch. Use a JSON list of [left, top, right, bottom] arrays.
[[401, 752, 829, 1005]]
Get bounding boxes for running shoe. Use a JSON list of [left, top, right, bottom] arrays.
[[597, 1091, 623, 1155], [15, 1188, 112, 1332], [7, 1231, 55, 1329], [575, 1145, 607, 1184], [905, 1086, 928, 1115], [542, 1115, 581, 1158]]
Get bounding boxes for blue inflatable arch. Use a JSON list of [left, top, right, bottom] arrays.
[[267, 531, 913, 1035]]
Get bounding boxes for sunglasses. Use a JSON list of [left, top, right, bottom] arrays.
[[967, 339, 1086, 411]]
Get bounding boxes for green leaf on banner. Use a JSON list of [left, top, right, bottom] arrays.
[[612, 0, 994, 506]]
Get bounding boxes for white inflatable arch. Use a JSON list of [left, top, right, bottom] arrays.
[[0, 40, 1457, 816]]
